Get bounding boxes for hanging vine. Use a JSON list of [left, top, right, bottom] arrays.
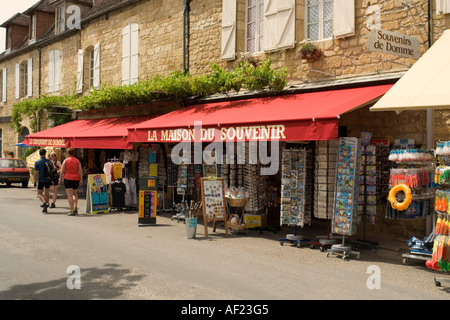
[[11, 58, 287, 132]]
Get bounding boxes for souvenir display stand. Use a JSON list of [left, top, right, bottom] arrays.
[[200, 177, 228, 238], [279, 147, 311, 247], [327, 137, 361, 260], [426, 142, 450, 287], [310, 140, 338, 251], [385, 148, 435, 264]]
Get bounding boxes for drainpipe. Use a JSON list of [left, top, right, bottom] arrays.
[[182, 0, 190, 74], [426, 0, 434, 235], [426, 0, 434, 151]]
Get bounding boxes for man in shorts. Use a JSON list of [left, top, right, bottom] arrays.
[[34, 149, 52, 213]]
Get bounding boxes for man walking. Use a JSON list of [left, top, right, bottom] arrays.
[[34, 149, 52, 213]]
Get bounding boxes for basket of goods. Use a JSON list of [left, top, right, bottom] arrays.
[[225, 187, 248, 207]]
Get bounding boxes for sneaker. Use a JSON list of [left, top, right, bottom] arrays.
[[42, 203, 48, 213], [50, 203, 55, 208], [74, 208, 78, 215], [67, 211, 75, 216]]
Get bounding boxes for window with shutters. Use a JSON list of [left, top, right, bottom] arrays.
[[16, 60, 32, 99], [246, 0, 264, 53], [122, 24, 139, 85], [89, 49, 94, 89], [306, 0, 333, 41], [56, 4, 65, 34], [0, 70, 3, 102]]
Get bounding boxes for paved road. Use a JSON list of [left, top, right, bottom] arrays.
[[0, 185, 449, 302]]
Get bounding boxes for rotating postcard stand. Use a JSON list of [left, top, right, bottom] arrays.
[[279, 148, 311, 247], [326, 138, 361, 260]]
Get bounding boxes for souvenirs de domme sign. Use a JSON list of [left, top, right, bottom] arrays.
[[366, 29, 420, 60]]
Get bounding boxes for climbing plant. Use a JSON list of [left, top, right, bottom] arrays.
[[11, 58, 287, 131]]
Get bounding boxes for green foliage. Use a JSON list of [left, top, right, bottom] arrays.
[[12, 58, 287, 130], [11, 95, 76, 133]]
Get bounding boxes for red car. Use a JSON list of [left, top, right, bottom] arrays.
[[0, 158, 30, 188]]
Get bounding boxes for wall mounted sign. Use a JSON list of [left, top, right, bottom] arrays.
[[366, 29, 420, 60]]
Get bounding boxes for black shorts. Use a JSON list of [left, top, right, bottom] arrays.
[[64, 179, 79, 190], [38, 181, 51, 190]]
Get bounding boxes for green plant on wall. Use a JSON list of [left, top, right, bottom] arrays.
[[11, 58, 287, 130]]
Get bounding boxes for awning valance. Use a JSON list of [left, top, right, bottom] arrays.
[[128, 84, 393, 143], [23, 115, 160, 149], [370, 30, 450, 113]]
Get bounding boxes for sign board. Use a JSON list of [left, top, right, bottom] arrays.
[[200, 177, 228, 238], [366, 29, 420, 60], [86, 174, 109, 214], [138, 190, 157, 222]]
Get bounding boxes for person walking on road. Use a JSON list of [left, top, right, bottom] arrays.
[[48, 152, 62, 208], [34, 149, 52, 213], [60, 148, 83, 216]]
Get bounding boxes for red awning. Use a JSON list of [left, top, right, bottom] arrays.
[[127, 85, 392, 143], [23, 115, 160, 149]]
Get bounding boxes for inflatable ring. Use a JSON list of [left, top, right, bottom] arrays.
[[388, 184, 412, 211]]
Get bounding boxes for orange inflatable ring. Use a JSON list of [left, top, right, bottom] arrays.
[[388, 184, 412, 211]]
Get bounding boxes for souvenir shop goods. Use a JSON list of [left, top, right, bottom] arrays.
[[200, 177, 228, 238], [388, 184, 412, 211], [327, 137, 361, 260]]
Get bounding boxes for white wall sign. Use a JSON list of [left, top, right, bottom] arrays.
[[366, 29, 420, 60]]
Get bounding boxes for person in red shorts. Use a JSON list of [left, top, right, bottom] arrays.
[[59, 148, 83, 216]]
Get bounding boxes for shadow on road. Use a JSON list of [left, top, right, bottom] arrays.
[[0, 263, 145, 300]]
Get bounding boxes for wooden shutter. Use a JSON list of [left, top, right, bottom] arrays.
[[49, 51, 55, 92], [27, 58, 33, 97], [130, 24, 139, 84], [76, 49, 84, 93], [15, 63, 20, 99], [93, 43, 100, 89], [437, 0, 450, 14], [54, 50, 61, 92], [2, 68, 6, 102], [221, 0, 236, 60], [122, 25, 131, 85], [263, 0, 295, 52], [333, 0, 355, 39]]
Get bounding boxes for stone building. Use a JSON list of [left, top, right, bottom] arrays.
[[1, 0, 450, 236]]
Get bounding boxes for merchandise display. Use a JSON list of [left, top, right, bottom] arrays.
[[280, 147, 309, 227], [332, 137, 360, 236], [314, 141, 337, 220]]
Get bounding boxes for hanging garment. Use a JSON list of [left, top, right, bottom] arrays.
[[111, 181, 126, 208]]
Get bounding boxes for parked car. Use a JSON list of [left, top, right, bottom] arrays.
[[0, 158, 30, 188]]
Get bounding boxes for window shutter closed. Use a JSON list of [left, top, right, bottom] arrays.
[[122, 25, 131, 85], [221, 0, 236, 60], [15, 64, 20, 99], [76, 50, 84, 93], [333, 0, 355, 39], [2, 68, 7, 102], [27, 58, 33, 97], [93, 43, 100, 89], [436, 0, 450, 14], [263, 0, 295, 52], [49, 51, 54, 92], [130, 24, 139, 84], [54, 50, 61, 92]]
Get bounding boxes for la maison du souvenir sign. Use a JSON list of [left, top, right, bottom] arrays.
[[366, 29, 420, 60], [147, 124, 288, 142]]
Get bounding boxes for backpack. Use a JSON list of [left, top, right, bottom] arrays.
[[45, 160, 58, 180]]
